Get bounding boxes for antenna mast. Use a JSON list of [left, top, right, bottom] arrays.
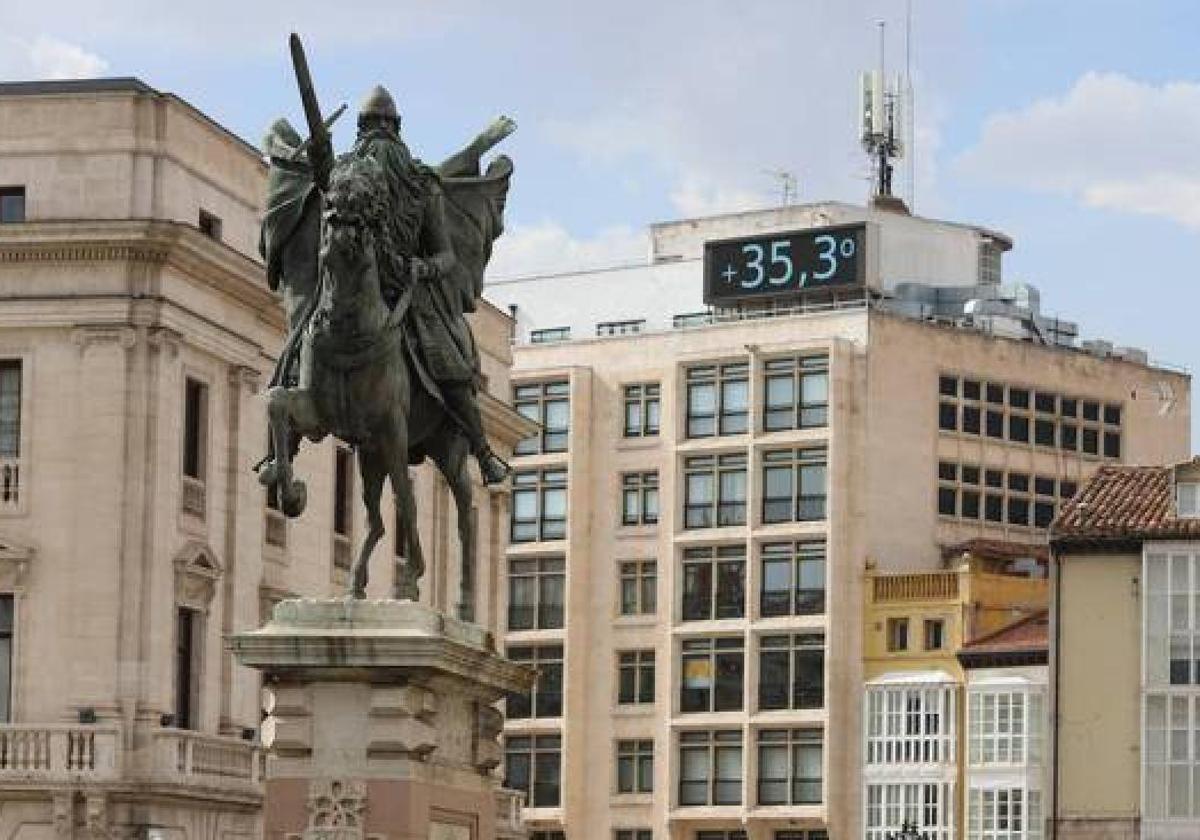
[[859, 21, 905, 204]]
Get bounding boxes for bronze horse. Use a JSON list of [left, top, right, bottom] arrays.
[[258, 120, 514, 603]]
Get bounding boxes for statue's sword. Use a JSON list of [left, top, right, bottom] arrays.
[[289, 33, 334, 191]]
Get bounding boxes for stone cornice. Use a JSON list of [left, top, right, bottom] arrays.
[[0, 219, 283, 332]]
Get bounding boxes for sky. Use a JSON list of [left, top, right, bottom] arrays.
[[3, 0, 1199, 448]]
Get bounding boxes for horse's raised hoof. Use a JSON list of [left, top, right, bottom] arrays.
[[281, 480, 307, 518], [479, 451, 511, 486]]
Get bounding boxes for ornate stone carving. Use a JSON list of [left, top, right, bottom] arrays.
[[473, 704, 503, 773], [173, 541, 223, 611], [283, 779, 385, 840], [83, 794, 109, 840], [69, 325, 137, 355], [52, 793, 74, 840]]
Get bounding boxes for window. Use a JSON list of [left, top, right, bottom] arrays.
[[758, 633, 824, 710], [617, 650, 655, 705], [621, 472, 659, 526], [686, 363, 748, 438], [616, 739, 653, 793], [511, 469, 568, 542], [887, 618, 909, 652], [0, 187, 25, 223], [623, 383, 661, 437], [684, 454, 746, 528], [332, 444, 353, 568], [678, 730, 741, 805], [937, 374, 1122, 460], [619, 560, 656, 616], [681, 545, 745, 621], [763, 355, 829, 431], [1178, 482, 1200, 517], [967, 787, 1042, 840], [174, 607, 202, 730], [514, 381, 569, 455], [924, 619, 945, 651], [697, 833, 746, 840], [761, 541, 825, 617], [504, 734, 561, 807], [0, 595, 13, 722], [939, 461, 1076, 530], [968, 689, 1043, 767], [0, 361, 21, 509], [182, 378, 209, 481], [506, 645, 563, 719], [614, 831, 652, 840], [680, 638, 744, 712], [597, 319, 645, 337], [866, 685, 957, 766], [531, 834, 565, 840], [507, 557, 565, 630], [865, 782, 954, 840], [198, 208, 222, 240], [530, 327, 570, 344], [762, 448, 826, 523], [758, 729, 822, 805]]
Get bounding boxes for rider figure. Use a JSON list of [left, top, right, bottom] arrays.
[[351, 85, 510, 486]]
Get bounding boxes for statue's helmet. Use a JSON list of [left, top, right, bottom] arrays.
[[359, 85, 398, 122]]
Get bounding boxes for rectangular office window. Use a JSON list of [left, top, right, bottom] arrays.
[[758, 633, 824, 711], [621, 472, 659, 526], [623, 383, 660, 437], [680, 637, 744, 712], [174, 607, 202, 730], [529, 327, 570, 344], [617, 649, 655, 705], [514, 381, 570, 455], [614, 831, 652, 840], [683, 454, 746, 529], [762, 448, 827, 523], [504, 734, 561, 807], [697, 833, 747, 840], [761, 541, 825, 617], [887, 618, 909, 652], [0, 187, 25, 223], [506, 645, 564, 719], [511, 469, 568, 542], [182, 378, 208, 481], [0, 595, 13, 722], [758, 729, 823, 805], [618, 560, 656, 616], [686, 363, 749, 438], [678, 730, 742, 805], [616, 739, 653, 793], [763, 355, 829, 431], [681, 545, 745, 621], [507, 556, 565, 630]]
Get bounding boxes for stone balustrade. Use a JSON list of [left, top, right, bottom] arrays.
[[0, 724, 121, 782], [872, 570, 960, 602], [152, 728, 263, 792]]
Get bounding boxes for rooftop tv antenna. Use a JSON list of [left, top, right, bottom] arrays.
[[763, 169, 798, 206], [859, 20, 905, 201]]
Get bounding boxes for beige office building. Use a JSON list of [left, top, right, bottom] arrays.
[[483, 201, 1191, 840], [0, 79, 527, 840]]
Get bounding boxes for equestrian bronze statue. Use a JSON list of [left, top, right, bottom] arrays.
[[257, 34, 515, 600]]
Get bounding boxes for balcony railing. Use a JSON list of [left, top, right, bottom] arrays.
[[0, 725, 121, 782], [0, 457, 19, 510], [152, 729, 262, 790], [872, 571, 959, 603]]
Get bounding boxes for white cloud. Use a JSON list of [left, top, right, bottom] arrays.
[[0, 35, 108, 80], [487, 220, 647, 279], [955, 72, 1200, 229]]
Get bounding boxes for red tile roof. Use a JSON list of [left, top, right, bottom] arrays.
[[1051, 461, 1200, 544], [940, 538, 1049, 564], [961, 609, 1049, 655]]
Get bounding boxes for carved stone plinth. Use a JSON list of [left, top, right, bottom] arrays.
[[230, 599, 534, 840]]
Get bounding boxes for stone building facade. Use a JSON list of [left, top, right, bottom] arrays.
[[0, 79, 529, 840], [483, 202, 1191, 840]]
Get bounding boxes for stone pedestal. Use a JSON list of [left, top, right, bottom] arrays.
[[230, 599, 534, 840]]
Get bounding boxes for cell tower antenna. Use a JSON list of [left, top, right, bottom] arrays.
[[858, 19, 905, 204], [905, 0, 915, 207], [763, 169, 798, 206]]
